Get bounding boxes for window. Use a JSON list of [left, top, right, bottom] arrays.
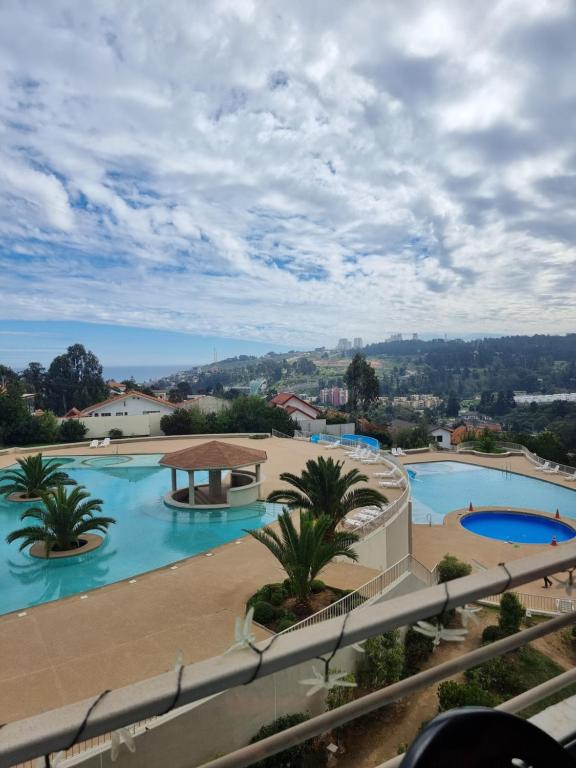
[[100, 412, 111, 417], [115, 412, 124, 416], [143, 410, 160, 414]]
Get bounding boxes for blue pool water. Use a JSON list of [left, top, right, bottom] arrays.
[[0, 454, 281, 616], [461, 511, 576, 544], [407, 461, 576, 525]]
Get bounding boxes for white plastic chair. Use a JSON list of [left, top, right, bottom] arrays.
[[536, 461, 550, 472], [98, 437, 111, 448], [89, 440, 99, 448]]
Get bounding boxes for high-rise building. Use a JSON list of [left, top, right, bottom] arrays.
[[388, 333, 403, 342], [336, 338, 351, 352], [412, 333, 418, 340], [353, 337, 363, 349], [318, 387, 349, 406]]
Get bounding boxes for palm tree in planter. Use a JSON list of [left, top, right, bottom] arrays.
[[0, 454, 76, 500], [246, 509, 358, 614], [6, 485, 116, 556], [267, 456, 387, 536]]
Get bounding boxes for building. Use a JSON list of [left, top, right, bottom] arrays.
[[428, 426, 453, 449], [388, 333, 403, 342], [412, 333, 419, 340], [105, 379, 127, 395], [336, 338, 351, 352], [79, 390, 179, 418], [318, 387, 348, 407], [353, 337, 363, 349], [270, 392, 320, 423], [514, 392, 576, 405]]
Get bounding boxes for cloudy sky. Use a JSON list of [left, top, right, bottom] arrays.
[[1, 0, 575, 365]]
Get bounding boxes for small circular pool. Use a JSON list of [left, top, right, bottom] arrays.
[[81, 455, 133, 467], [461, 510, 576, 544]]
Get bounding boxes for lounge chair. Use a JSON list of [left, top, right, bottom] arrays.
[[536, 461, 550, 472], [373, 468, 399, 477], [98, 437, 111, 448], [325, 441, 340, 449], [564, 473, 576, 481], [396, 447, 407, 456], [391, 447, 399, 456], [89, 440, 99, 448], [379, 479, 405, 488], [543, 465, 559, 474]]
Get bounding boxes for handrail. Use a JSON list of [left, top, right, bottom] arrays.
[[457, 440, 576, 477], [2, 545, 576, 765], [271, 428, 293, 439]]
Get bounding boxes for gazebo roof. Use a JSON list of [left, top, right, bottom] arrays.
[[159, 440, 268, 471]]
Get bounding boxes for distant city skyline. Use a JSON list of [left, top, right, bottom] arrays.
[[1, 3, 575, 344]]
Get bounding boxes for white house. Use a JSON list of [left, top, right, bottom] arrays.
[[270, 392, 320, 424], [428, 426, 453, 449], [80, 390, 179, 418]]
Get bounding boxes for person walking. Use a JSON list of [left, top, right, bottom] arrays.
[[543, 575, 552, 588]]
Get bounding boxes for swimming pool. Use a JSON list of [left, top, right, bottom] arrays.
[[460, 511, 576, 544], [0, 455, 281, 615], [407, 461, 576, 525]]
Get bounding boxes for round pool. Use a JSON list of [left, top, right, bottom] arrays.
[[461, 510, 576, 544]]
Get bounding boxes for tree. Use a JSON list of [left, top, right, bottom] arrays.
[[160, 407, 207, 435], [0, 454, 76, 499], [245, 510, 358, 613], [344, 353, 380, 413], [45, 344, 108, 415], [266, 456, 387, 536], [436, 554, 472, 583], [20, 362, 47, 407], [58, 419, 88, 443], [6, 485, 115, 555], [359, 631, 404, 689], [498, 593, 525, 636], [294, 357, 317, 376], [445, 392, 460, 418], [0, 377, 34, 446]]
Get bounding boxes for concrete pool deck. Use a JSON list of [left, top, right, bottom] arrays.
[[0, 440, 574, 722], [0, 437, 384, 723]]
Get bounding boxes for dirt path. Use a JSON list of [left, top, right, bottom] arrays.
[[336, 613, 574, 767]]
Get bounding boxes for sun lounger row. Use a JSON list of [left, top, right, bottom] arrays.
[[378, 477, 405, 488], [89, 437, 111, 448], [391, 447, 407, 456], [344, 505, 388, 528], [535, 461, 576, 480]]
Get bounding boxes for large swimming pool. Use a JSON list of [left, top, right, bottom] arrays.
[[0, 455, 281, 616], [408, 461, 576, 525]]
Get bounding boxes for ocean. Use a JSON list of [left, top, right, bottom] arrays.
[[102, 365, 189, 383]]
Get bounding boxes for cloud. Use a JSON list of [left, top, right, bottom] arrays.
[[0, 0, 575, 346]]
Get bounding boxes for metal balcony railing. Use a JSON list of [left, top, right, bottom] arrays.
[[2, 544, 576, 767]]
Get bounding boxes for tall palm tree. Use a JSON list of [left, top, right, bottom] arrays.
[[246, 510, 358, 613], [267, 456, 387, 535], [0, 454, 76, 499], [6, 485, 116, 556]]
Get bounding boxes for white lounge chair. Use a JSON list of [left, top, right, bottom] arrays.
[[536, 461, 551, 472], [390, 447, 399, 456], [379, 479, 405, 488], [89, 440, 99, 448], [373, 468, 399, 477], [98, 437, 111, 448], [343, 517, 363, 528], [325, 441, 340, 449], [543, 465, 559, 474], [564, 473, 576, 481], [396, 447, 407, 456]]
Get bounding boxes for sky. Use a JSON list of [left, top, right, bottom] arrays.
[[0, 0, 575, 368]]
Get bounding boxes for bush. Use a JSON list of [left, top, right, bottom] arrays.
[[310, 579, 325, 594], [58, 419, 88, 443], [498, 593, 525, 636], [359, 631, 404, 689], [325, 672, 357, 710], [108, 428, 123, 439], [250, 713, 313, 768], [276, 617, 297, 632], [403, 627, 434, 677], [481, 625, 505, 644], [438, 680, 498, 712], [436, 554, 472, 583], [252, 601, 275, 625], [269, 590, 284, 606], [466, 657, 524, 698]]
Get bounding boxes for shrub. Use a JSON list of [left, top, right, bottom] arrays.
[[325, 672, 357, 710], [481, 625, 505, 644], [499, 593, 525, 636], [438, 680, 498, 712], [250, 713, 313, 768], [282, 578, 293, 595], [108, 428, 123, 439], [270, 590, 284, 606], [436, 554, 472, 583], [359, 631, 404, 689], [276, 617, 297, 632], [310, 579, 325, 594], [466, 657, 524, 698], [403, 627, 434, 677], [252, 601, 275, 625], [58, 419, 88, 443]]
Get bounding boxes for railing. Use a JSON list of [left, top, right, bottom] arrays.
[[277, 555, 421, 635], [351, 487, 410, 538], [479, 590, 575, 616], [271, 428, 293, 439], [2, 546, 576, 766], [457, 440, 576, 477]]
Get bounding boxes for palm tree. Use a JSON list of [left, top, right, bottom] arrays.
[[267, 456, 387, 535], [6, 485, 116, 556], [246, 510, 358, 614], [0, 454, 76, 499]]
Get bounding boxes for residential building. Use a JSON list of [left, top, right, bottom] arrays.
[[270, 392, 320, 423], [105, 379, 127, 395], [336, 338, 351, 352], [353, 337, 363, 349], [428, 425, 453, 449], [318, 387, 348, 407], [79, 390, 179, 418], [514, 392, 576, 404]]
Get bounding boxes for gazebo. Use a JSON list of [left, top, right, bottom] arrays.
[[160, 440, 267, 509]]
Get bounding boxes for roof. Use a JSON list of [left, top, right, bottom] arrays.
[[80, 390, 179, 415], [159, 440, 267, 471], [428, 425, 453, 433], [271, 392, 319, 413], [64, 407, 82, 418]]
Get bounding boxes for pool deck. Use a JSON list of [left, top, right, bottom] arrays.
[[0, 440, 574, 722], [0, 437, 383, 723], [403, 451, 576, 605]]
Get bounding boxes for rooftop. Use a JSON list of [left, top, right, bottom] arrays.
[[159, 439, 267, 470]]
